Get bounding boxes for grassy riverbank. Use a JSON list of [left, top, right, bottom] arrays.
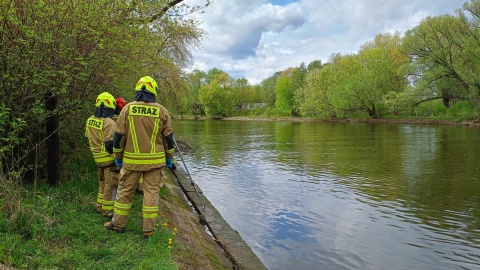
[[0, 158, 232, 270]]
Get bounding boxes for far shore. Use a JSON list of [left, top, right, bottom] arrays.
[[173, 115, 480, 127]]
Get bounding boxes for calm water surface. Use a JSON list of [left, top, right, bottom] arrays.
[[173, 120, 480, 270]]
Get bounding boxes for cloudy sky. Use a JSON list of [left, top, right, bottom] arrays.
[[184, 0, 466, 84]]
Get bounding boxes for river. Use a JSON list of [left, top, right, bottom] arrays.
[[173, 119, 480, 270]]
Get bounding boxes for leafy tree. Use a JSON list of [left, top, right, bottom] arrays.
[[235, 78, 249, 89], [199, 80, 231, 117], [307, 60, 323, 72], [275, 69, 295, 113], [290, 63, 307, 116], [232, 78, 254, 109], [328, 33, 409, 118], [401, 8, 480, 108], [259, 71, 281, 106], [185, 69, 207, 116], [198, 68, 237, 116], [251, 84, 265, 103], [327, 53, 364, 118], [297, 63, 336, 118], [205, 68, 227, 84]]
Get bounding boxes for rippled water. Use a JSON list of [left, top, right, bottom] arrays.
[[173, 120, 480, 270]]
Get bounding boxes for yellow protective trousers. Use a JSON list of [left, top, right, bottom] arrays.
[[102, 166, 120, 215], [96, 167, 106, 213], [112, 168, 164, 233]]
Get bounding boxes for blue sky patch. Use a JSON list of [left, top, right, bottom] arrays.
[[269, 0, 297, 6]]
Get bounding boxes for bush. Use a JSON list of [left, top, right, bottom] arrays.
[[445, 100, 480, 120], [415, 99, 447, 117]]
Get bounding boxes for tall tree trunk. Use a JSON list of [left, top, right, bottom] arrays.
[[45, 91, 60, 186], [442, 97, 450, 108], [368, 104, 378, 118]]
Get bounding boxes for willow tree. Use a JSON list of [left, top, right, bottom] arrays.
[[199, 69, 235, 117], [275, 68, 296, 115], [260, 71, 282, 107], [327, 53, 364, 118], [199, 81, 232, 117], [231, 78, 255, 111], [185, 69, 207, 116], [328, 33, 409, 118], [296, 63, 336, 118], [402, 3, 480, 109]]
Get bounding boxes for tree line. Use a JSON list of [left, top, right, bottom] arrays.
[[178, 0, 480, 121]]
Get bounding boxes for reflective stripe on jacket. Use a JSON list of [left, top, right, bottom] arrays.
[[114, 101, 173, 171], [85, 116, 115, 167]]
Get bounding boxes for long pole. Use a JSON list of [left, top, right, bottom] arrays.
[[173, 137, 205, 209]]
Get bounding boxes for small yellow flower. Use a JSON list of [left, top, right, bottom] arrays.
[[173, 227, 177, 231], [172, 232, 176, 236], [168, 246, 171, 249], [162, 223, 168, 226]]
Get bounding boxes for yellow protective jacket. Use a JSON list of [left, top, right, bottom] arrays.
[[85, 116, 115, 167], [113, 101, 173, 171]]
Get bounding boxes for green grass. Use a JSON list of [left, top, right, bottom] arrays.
[[0, 161, 178, 270]]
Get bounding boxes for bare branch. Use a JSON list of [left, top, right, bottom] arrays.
[[149, 0, 184, 23]]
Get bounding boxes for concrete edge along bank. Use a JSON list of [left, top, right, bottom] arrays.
[[172, 167, 267, 270]]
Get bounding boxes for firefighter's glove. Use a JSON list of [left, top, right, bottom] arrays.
[[166, 158, 173, 168], [115, 158, 123, 169]]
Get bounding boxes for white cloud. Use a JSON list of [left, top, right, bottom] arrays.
[[185, 0, 465, 84], [192, 1, 304, 59]]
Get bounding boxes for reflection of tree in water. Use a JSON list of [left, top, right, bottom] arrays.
[[322, 124, 480, 267]]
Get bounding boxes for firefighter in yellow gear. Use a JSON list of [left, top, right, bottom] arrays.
[[100, 97, 126, 217], [117, 97, 145, 194], [105, 76, 175, 238], [85, 92, 120, 216]]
